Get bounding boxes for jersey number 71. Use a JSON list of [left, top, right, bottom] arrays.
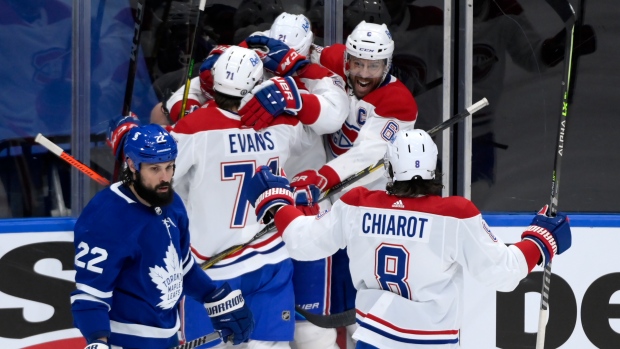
[[221, 158, 279, 227]]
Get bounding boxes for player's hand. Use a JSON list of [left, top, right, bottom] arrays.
[[83, 339, 110, 349], [106, 113, 140, 161], [168, 99, 201, 124], [244, 35, 309, 76], [199, 45, 230, 100], [521, 205, 572, 267], [247, 166, 294, 223], [204, 283, 254, 345], [239, 76, 303, 130], [290, 169, 327, 213]]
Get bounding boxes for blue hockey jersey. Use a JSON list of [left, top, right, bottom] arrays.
[[70, 182, 216, 349]]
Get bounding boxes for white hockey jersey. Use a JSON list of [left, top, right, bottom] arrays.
[[273, 187, 535, 349], [171, 103, 316, 280], [310, 44, 418, 194]]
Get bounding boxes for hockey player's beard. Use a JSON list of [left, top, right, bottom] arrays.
[[133, 171, 175, 207]]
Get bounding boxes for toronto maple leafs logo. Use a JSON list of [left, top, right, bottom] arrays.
[[149, 242, 184, 309]]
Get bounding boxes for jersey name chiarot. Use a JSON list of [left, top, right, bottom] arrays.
[[225, 130, 276, 155], [360, 208, 432, 242]]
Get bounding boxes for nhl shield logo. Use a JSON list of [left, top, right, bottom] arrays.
[[282, 310, 291, 321]]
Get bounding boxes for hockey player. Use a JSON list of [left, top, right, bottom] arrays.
[[237, 13, 346, 349], [288, 20, 418, 346], [170, 45, 327, 349], [245, 129, 573, 349], [70, 124, 254, 349]]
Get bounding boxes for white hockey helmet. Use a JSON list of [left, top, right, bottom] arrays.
[[212, 46, 264, 97], [269, 12, 313, 57], [345, 21, 394, 80], [385, 129, 438, 181]]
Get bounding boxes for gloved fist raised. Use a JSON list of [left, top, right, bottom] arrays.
[[239, 76, 302, 130], [199, 45, 230, 100], [246, 166, 294, 223], [106, 113, 140, 160], [290, 169, 327, 213], [244, 35, 309, 76], [204, 283, 254, 345], [521, 205, 572, 267]]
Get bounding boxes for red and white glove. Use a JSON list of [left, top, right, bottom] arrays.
[[168, 99, 201, 124], [106, 113, 140, 160], [239, 76, 303, 130], [244, 35, 309, 76], [290, 169, 328, 215], [520, 205, 572, 267], [199, 45, 230, 100]]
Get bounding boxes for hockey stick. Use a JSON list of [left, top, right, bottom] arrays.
[[113, 0, 147, 182], [122, 0, 146, 116], [35, 134, 110, 186], [178, 0, 207, 120], [169, 331, 222, 349], [536, 1, 575, 348], [199, 98, 489, 272], [321, 97, 490, 200]]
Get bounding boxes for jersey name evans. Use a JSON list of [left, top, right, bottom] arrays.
[[225, 130, 276, 155], [359, 208, 432, 243]]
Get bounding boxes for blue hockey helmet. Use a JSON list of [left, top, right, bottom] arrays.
[[124, 124, 178, 170]]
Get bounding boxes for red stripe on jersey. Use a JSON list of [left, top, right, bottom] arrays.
[[173, 104, 241, 134], [363, 79, 418, 123], [340, 187, 481, 220], [298, 63, 339, 80], [173, 103, 301, 134], [191, 229, 284, 261], [318, 165, 340, 191], [513, 240, 542, 272], [297, 94, 320, 125], [275, 205, 304, 233], [356, 309, 459, 335], [318, 44, 347, 81]]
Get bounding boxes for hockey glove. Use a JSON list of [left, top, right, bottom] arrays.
[[106, 113, 140, 162], [244, 35, 310, 76], [290, 169, 328, 213], [83, 340, 110, 349], [199, 45, 230, 100], [239, 76, 303, 130], [292, 171, 323, 216], [204, 283, 254, 345], [247, 165, 294, 223], [521, 205, 572, 267]]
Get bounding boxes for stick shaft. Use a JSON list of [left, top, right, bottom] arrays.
[[536, 1, 576, 348], [178, 0, 207, 120], [169, 331, 221, 349], [122, 0, 146, 116], [35, 134, 110, 186]]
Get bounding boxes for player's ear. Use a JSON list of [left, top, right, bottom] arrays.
[[127, 158, 138, 173]]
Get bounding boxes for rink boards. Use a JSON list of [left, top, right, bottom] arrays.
[[0, 215, 618, 348]]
